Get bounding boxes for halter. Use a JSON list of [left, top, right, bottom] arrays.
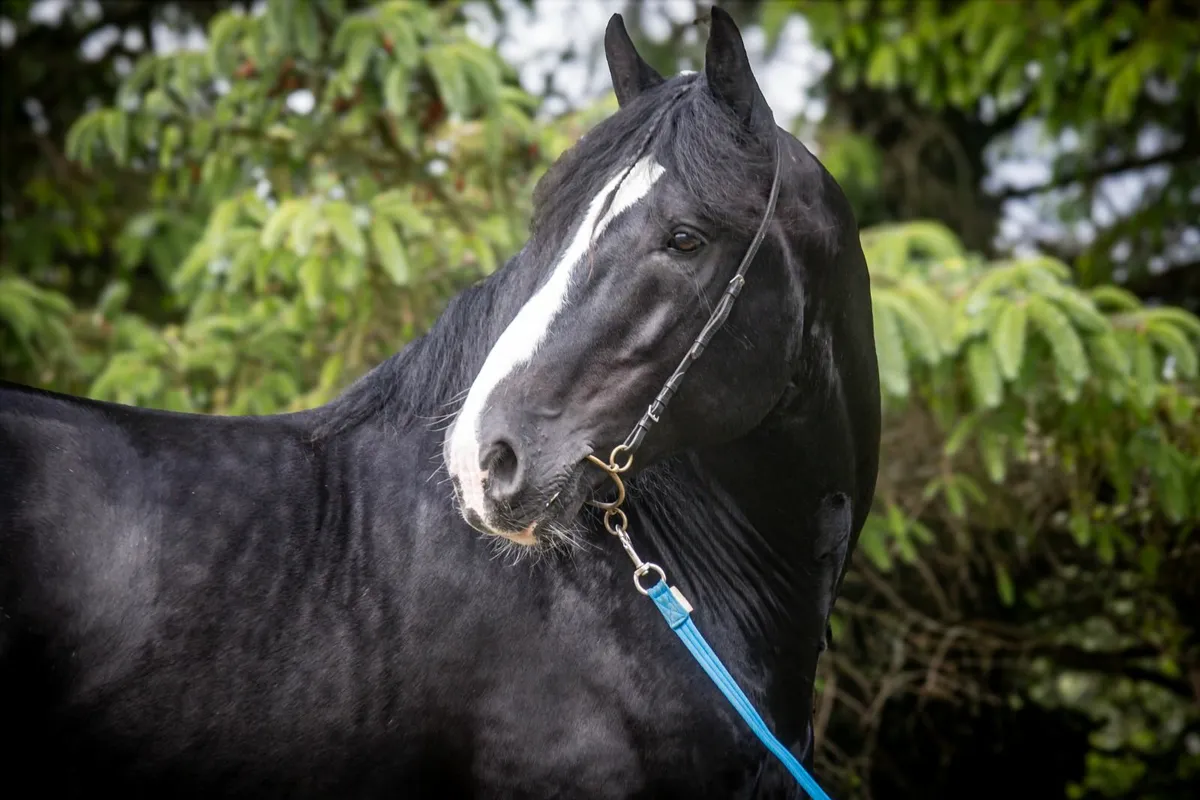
[[584, 116, 783, 587], [582, 119, 833, 799]]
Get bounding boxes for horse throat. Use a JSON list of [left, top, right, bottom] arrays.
[[628, 376, 858, 752]]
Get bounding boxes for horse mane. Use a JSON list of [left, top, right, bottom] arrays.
[[307, 271, 508, 440]]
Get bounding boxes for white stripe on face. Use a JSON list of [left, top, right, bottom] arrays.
[[446, 155, 666, 529]]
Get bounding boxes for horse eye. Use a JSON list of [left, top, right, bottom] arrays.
[[667, 229, 704, 254]]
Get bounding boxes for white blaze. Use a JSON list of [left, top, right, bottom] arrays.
[[445, 156, 666, 529]]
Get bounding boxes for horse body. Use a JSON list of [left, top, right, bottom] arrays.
[[3, 366, 814, 798], [1, 9, 878, 799]]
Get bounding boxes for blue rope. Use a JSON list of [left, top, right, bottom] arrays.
[[646, 580, 833, 800]]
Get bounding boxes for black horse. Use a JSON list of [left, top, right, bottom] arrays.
[[0, 9, 879, 799]]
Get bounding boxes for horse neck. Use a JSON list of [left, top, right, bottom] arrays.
[[631, 362, 860, 747]]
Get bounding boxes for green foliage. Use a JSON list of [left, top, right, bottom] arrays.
[[14, 0, 559, 414], [855, 220, 1199, 798], [772, 0, 1199, 126], [767, 0, 1200, 301], [864, 218, 1199, 561]]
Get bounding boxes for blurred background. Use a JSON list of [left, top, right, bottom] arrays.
[[1, 0, 1197, 796]]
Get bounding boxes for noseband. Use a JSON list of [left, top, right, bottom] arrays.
[[580, 120, 832, 799]]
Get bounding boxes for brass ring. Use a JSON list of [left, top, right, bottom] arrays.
[[603, 507, 628, 534], [585, 454, 625, 510], [609, 444, 634, 473]]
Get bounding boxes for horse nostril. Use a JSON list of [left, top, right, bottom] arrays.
[[483, 439, 521, 498]]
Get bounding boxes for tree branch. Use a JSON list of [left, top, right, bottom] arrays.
[[994, 143, 1200, 201]]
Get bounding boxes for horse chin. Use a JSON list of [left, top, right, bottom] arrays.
[[471, 459, 596, 547]]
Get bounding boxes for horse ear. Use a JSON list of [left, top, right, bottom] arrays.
[[703, 7, 774, 135], [605, 14, 664, 107]]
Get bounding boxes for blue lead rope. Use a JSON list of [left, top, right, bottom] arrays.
[[645, 580, 833, 800]]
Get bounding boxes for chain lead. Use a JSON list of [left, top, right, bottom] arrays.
[[585, 452, 666, 594]]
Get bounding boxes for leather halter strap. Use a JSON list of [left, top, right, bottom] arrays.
[[616, 132, 783, 460]]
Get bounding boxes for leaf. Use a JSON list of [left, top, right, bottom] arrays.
[[978, 427, 1007, 484], [1089, 284, 1141, 312], [995, 564, 1015, 607], [260, 199, 303, 250], [103, 110, 129, 165], [1143, 306, 1200, 339], [1027, 295, 1089, 386], [1087, 331, 1131, 378], [293, 0, 321, 60], [266, 0, 293, 51], [370, 217, 409, 285], [880, 292, 940, 365], [944, 411, 982, 458], [318, 353, 345, 393], [324, 200, 365, 257], [1147, 320, 1199, 379], [866, 45, 899, 87], [65, 109, 104, 166], [1049, 289, 1109, 334], [426, 44, 472, 115], [859, 515, 894, 572], [990, 301, 1027, 381], [298, 256, 324, 309], [208, 11, 246, 75], [342, 30, 376, 85], [872, 302, 910, 398], [384, 63, 410, 117], [1133, 336, 1158, 410], [289, 200, 321, 256], [943, 479, 966, 519], [1102, 57, 1143, 122], [966, 339, 1003, 409]]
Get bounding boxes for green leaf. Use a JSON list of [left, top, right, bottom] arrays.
[[290, 200, 321, 256], [1133, 336, 1159, 409], [384, 63, 410, 117], [260, 199, 304, 250], [943, 479, 966, 519], [426, 44, 472, 115], [966, 339, 1003, 409], [1089, 284, 1141, 312], [1143, 306, 1200, 339], [944, 410, 982, 458], [1087, 331, 1131, 378], [208, 11, 246, 75], [995, 564, 1015, 607], [866, 45, 899, 87], [266, 0, 293, 51], [325, 201, 365, 257], [1049, 289, 1109, 334], [293, 0, 321, 60], [873, 302, 910, 398], [1102, 57, 1143, 122], [880, 292, 940, 365], [342, 30, 376, 85], [1147, 320, 1199, 379], [370, 217, 409, 285], [978, 427, 1007, 483], [990, 301, 1027, 381], [298, 256, 324, 309], [103, 110, 129, 165], [1027, 295, 1089, 386]]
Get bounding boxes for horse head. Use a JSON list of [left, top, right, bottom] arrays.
[[444, 8, 868, 548]]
